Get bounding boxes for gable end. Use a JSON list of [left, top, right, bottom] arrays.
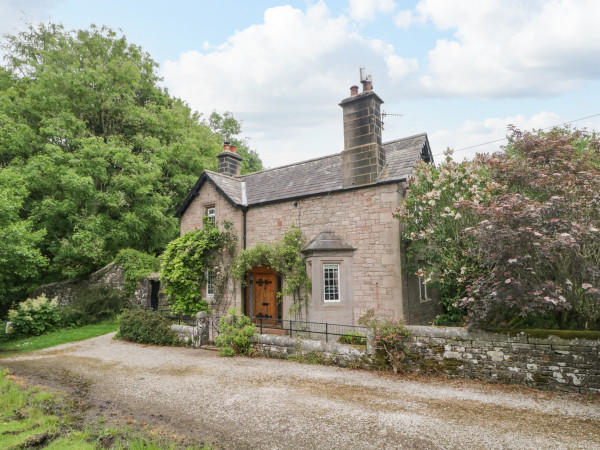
[[175, 172, 240, 218]]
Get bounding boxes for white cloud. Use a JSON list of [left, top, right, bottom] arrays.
[[429, 111, 566, 161], [393, 9, 414, 29], [348, 0, 397, 23], [162, 2, 412, 168], [413, 0, 600, 97], [0, 0, 57, 37]]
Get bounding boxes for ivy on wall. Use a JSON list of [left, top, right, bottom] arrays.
[[114, 249, 161, 296], [231, 226, 311, 319], [160, 220, 237, 315]]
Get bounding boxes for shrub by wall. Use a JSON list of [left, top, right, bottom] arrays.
[[117, 309, 177, 346]]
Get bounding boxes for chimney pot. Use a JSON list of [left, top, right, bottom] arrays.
[[365, 80, 372, 92], [231, 145, 237, 153], [350, 85, 359, 96], [223, 141, 230, 152]]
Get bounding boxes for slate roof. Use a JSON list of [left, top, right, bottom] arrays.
[[301, 231, 356, 253], [175, 133, 432, 217]]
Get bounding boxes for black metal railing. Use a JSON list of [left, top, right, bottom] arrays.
[[248, 317, 367, 343], [143, 308, 367, 346], [144, 308, 196, 326]]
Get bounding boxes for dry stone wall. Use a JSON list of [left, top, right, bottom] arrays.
[[252, 326, 600, 394], [404, 326, 599, 393]]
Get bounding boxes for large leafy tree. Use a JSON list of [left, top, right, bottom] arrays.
[[0, 168, 47, 314], [0, 24, 260, 302]]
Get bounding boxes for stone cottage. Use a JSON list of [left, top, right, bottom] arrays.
[[175, 73, 440, 326]]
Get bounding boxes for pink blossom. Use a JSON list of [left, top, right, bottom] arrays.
[[582, 283, 593, 290]]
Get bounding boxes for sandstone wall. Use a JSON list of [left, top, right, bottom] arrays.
[[245, 183, 405, 322]]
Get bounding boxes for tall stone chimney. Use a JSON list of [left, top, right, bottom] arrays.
[[339, 69, 385, 187], [217, 141, 243, 177]]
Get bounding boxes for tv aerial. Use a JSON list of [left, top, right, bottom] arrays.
[[381, 110, 403, 130]]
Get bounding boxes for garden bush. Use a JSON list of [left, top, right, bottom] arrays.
[[358, 308, 412, 373], [7, 294, 61, 336], [117, 309, 178, 346], [214, 308, 256, 356], [58, 285, 127, 326], [338, 331, 366, 345]]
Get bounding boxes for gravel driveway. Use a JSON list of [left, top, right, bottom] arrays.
[[2, 333, 599, 449]]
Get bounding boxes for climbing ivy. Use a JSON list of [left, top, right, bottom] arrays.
[[114, 249, 161, 296], [231, 227, 311, 319], [160, 220, 237, 315]]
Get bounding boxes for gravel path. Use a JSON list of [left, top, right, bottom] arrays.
[[2, 333, 600, 449]]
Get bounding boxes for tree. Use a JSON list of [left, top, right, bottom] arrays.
[[0, 23, 261, 305], [0, 169, 47, 315], [206, 111, 264, 173]]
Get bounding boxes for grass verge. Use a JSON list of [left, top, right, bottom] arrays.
[[0, 368, 208, 449], [0, 322, 119, 358]]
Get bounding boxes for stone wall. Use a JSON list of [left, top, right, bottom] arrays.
[[251, 326, 600, 394], [405, 326, 599, 393], [30, 262, 167, 309], [254, 334, 368, 368]]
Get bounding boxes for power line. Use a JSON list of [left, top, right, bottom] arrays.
[[432, 112, 600, 157]]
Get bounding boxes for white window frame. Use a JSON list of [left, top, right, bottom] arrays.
[[323, 264, 341, 302], [205, 206, 216, 226], [206, 269, 216, 298]]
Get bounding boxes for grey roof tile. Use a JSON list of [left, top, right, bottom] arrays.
[[175, 133, 431, 216], [301, 230, 356, 253]]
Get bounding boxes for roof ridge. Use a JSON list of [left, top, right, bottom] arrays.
[[242, 152, 341, 178], [383, 133, 427, 145]]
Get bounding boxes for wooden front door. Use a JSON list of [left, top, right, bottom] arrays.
[[245, 266, 278, 325]]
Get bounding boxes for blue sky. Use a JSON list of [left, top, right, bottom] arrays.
[[2, 0, 599, 168]]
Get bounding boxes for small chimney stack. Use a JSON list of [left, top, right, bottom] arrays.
[[217, 141, 243, 177], [350, 85, 359, 97]]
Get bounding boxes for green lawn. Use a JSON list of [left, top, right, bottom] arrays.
[[0, 368, 206, 449], [0, 322, 119, 358], [0, 321, 210, 448]]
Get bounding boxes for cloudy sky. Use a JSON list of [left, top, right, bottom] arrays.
[[2, 0, 599, 168]]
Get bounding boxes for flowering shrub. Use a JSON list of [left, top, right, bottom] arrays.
[[459, 128, 600, 330], [8, 294, 61, 336], [396, 150, 501, 324], [358, 308, 412, 373], [397, 127, 600, 330], [160, 219, 237, 315]]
